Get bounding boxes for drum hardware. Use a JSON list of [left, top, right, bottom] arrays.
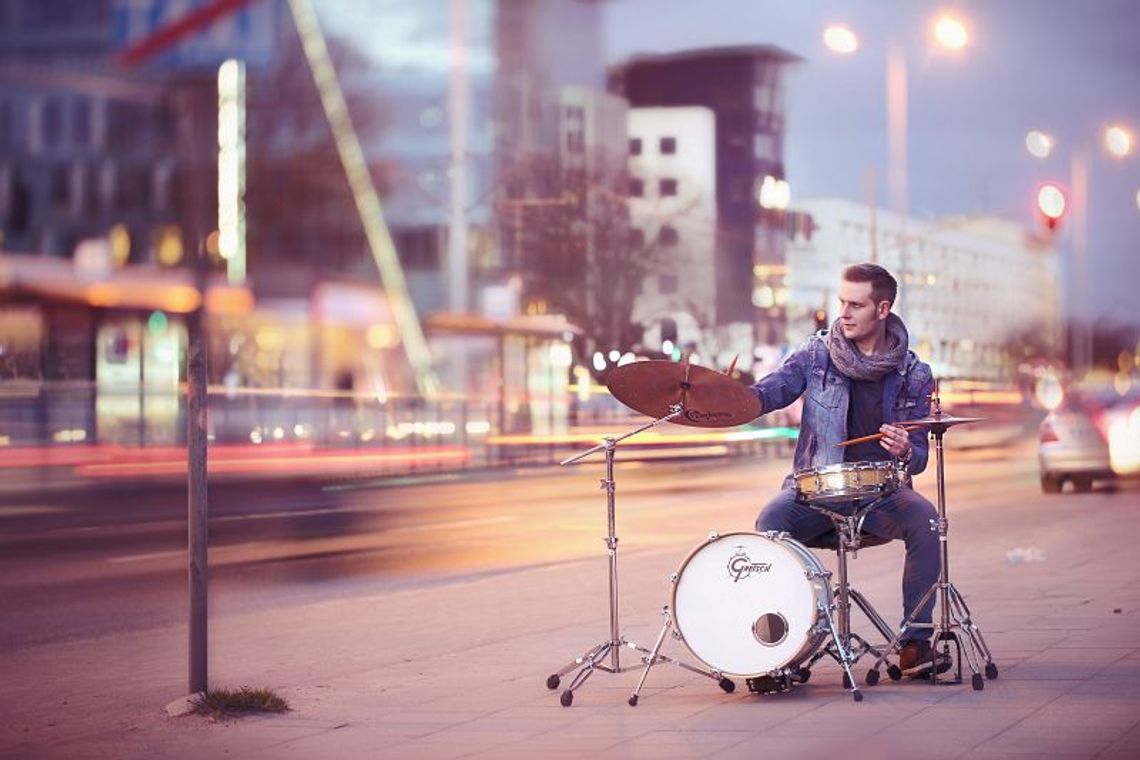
[[547, 358, 758, 707], [627, 605, 736, 707], [864, 388, 999, 690], [629, 531, 866, 705], [797, 495, 905, 687]]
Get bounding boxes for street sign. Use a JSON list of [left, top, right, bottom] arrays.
[[113, 0, 282, 69]]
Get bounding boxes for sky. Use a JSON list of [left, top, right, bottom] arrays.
[[603, 0, 1140, 326]]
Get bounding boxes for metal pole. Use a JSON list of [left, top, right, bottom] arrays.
[[447, 0, 470, 314], [936, 430, 949, 595], [1070, 151, 1089, 379], [886, 43, 908, 316], [886, 43, 908, 218], [187, 270, 209, 694], [604, 437, 620, 672], [180, 80, 211, 695]]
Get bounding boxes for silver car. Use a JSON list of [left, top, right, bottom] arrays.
[[1038, 388, 1136, 493]]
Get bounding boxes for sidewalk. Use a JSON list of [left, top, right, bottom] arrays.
[[3, 454, 1139, 759]]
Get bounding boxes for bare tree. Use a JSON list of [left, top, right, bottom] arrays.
[[245, 28, 395, 278], [499, 147, 706, 379]]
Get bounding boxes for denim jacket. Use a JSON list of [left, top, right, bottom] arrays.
[[751, 330, 934, 486]]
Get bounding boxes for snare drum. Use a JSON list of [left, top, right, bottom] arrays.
[[794, 460, 903, 505], [671, 531, 831, 678]]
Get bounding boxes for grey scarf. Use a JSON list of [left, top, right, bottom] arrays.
[[826, 313, 910, 381]]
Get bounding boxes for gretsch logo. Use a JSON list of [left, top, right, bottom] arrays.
[[727, 548, 772, 583]]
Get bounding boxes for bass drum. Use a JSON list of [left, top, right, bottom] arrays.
[[671, 531, 831, 678]]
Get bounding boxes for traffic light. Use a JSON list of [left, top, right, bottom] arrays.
[[814, 309, 829, 331], [1035, 182, 1067, 233]]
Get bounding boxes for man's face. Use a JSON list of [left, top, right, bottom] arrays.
[[837, 279, 890, 343]]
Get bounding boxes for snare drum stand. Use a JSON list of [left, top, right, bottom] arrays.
[[867, 401, 999, 690], [545, 405, 730, 707], [799, 497, 904, 687]]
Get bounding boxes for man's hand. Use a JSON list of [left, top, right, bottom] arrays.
[[879, 423, 913, 460]]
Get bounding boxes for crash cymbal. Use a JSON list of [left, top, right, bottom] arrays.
[[605, 359, 760, 428]]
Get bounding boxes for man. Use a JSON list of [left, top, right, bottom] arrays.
[[750, 263, 947, 678]]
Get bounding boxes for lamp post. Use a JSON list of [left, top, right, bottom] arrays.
[[823, 14, 968, 317], [1025, 124, 1134, 378]]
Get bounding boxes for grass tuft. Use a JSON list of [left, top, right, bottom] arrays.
[[193, 686, 289, 719]]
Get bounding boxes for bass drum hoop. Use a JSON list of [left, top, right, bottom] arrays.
[[669, 531, 831, 678]]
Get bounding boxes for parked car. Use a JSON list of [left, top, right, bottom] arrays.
[[1038, 386, 1140, 493]]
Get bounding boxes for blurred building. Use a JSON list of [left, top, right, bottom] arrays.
[[0, 0, 185, 265], [305, 0, 609, 309], [288, 0, 613, 401], [785, 197, 1063, 381], [608, 45, 800, 365], [625, 106, 717, 351], [0, 0, 606, 383]]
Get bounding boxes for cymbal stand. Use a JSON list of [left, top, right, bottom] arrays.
[[545, 404, 724, 706], [867, 394, 999, 690]]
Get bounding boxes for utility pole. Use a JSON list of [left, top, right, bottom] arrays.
[[177, 79, 212, 695]]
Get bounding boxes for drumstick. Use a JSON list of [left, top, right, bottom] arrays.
[[834, 421, 926, 448]]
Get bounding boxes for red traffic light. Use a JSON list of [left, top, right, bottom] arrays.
[[1035, 182, 1067, 231]]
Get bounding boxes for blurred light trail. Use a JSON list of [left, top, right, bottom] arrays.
[[487, 426, 799, 455], [940, 390, 1024, 406], [76, 446, 471, 478], [0, 442, 473, 481]]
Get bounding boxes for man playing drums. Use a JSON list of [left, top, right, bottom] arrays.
[[751, 263, 948, 678]]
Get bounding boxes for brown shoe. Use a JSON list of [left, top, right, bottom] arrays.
[[898, 639, 952, 679]]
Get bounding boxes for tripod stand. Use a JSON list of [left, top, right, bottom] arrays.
[[867, 397, 999, 689], [544, 406, 728, 706]]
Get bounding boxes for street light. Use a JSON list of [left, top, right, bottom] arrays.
[[1025, 130, 1054, 159], [1105, 124, 1134, 158], [757, 175, 791, 210], [1025, 123, 1135, 377], [933, 14, 969, 50], [823, 24, 859, 55], [1036, 182, 1067, 230], [825, 12, 970, 317], [826, 13, 970, 214]]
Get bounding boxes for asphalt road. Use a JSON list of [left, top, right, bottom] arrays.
[[0, 438, 1121, 652]]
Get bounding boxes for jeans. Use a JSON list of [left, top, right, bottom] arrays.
[[755, 486, 940, 642]]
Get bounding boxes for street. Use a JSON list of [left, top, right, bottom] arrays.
[[1, 447, 793, 648], [3, 438, 1039, 650], [4, 434, 1140, 758]]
